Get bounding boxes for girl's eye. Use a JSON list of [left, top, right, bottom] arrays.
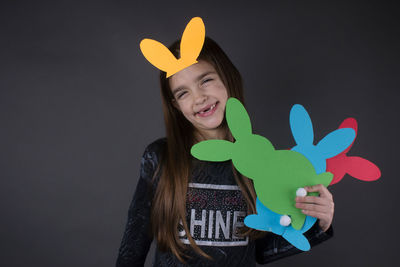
[[202, 78, 213, 84], [177, 91, 187, 99]]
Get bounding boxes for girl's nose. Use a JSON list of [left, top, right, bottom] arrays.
[[194, 91, 207, 105]]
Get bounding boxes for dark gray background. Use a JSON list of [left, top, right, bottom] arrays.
[[1, 0, 398, 266]]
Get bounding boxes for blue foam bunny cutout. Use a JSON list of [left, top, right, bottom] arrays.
[[290, 104, 356, 174], [245, 198, 317, 251], [244, 104, 355, 251]]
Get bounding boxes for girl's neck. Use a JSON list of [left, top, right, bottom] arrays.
[[194, 126, 228, 141]]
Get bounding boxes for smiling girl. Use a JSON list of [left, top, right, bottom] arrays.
[[116, 37, 334, 267], [170, 59, 228, 140]]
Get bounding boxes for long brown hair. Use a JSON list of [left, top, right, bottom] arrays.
[[151, 37, 262, 262]]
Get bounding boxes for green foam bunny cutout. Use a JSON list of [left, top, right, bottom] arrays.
[[191, 98, 333, 230]]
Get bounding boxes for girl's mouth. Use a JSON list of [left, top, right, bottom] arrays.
[[196, 102, 218, 117]]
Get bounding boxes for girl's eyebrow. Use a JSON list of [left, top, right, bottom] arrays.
[[172, 86, 186, 96], [195, 71, 215, 82], [172, 71, 216, 95]]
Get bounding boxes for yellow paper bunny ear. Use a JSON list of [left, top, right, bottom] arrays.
[[139, 17, 205, 77]]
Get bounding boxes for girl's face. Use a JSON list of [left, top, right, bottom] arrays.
[[169, 60, 228, 140]]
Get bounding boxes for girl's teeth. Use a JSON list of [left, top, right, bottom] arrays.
[[199, 104, 216, 114]]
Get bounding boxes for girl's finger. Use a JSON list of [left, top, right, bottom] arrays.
[[301, 209, 329, 222], [295, 196, 331, 207], [305, 184, 333, 200], [295, 202, 329, 213]]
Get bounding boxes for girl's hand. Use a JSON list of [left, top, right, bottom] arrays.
[[295, 184, 334, 232]]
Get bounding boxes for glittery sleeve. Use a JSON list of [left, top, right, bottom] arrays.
[[116, 138, 165, 267]]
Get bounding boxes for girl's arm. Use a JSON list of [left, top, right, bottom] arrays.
[[255, 221, 333, 264], [116, 139, 164, 267]]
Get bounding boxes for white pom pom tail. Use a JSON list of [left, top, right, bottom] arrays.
[[296, 187, 307, 197], [280, 215, 291, 226]]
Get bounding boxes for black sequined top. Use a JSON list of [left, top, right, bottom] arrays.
[[116, 138, 333, 267]]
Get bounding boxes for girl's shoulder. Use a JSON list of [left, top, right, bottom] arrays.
[[143, 137, 167, 159], [140, 137, 166, 184]]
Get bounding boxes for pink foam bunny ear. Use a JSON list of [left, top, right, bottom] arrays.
[[326, 118, 381, 185], [338, 118, 358, 154], [342, 156, 381, 181], [326, 154, 347, 185]]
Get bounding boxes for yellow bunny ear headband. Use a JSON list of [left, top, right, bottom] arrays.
[[139, 17, 206, 78]]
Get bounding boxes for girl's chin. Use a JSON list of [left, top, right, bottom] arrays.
[[196, 120, 224, 132]]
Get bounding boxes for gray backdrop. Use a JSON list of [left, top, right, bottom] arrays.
[[1, 0, 398, 266]]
